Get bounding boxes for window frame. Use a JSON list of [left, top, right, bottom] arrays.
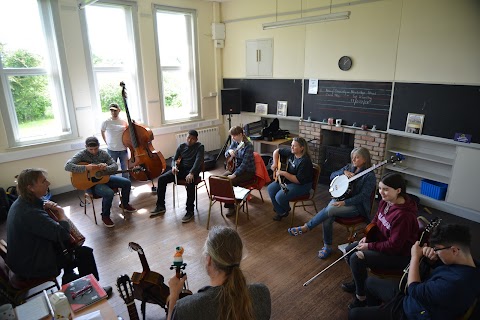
[[153, 4, 201, 124], [80, 0, 146, 129], [0, 0, 77, 147]]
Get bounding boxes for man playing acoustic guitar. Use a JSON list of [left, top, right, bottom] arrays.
[[349, 223, 480, 320], [65, 136, 136, 227]]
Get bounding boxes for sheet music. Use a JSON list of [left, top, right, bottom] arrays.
[[233, 186, 251, 200]]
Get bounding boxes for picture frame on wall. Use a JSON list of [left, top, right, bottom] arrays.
[[255, 103, 268, 115], [405, 113, 424, 134], [277, 101, 288, 117]]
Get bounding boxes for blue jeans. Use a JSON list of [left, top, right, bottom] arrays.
[[267, 182, 312, 215], [306, 199, 360, 246], [90, 176, 131, 217], [107, 149, 129, 178]]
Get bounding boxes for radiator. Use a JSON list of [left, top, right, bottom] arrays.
[[175, 127, 221, 152]]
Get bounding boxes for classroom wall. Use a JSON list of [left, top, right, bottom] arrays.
[[221, 0, 480, 84], [0, 0, 223, 191]]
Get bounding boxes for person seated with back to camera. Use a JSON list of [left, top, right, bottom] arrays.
[[150, 130, 204, 223], [6, 168, 112, 297], [64, 136, 136, 228], [222, 126, 255, 212], [287, 147, 376, 260], [268, 137, 313, 221], [349, 223, 480, 320], [342, 172, 419, 310], [167, 225, 271, 320]]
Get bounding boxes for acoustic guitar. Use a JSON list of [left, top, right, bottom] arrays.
[[71, 162, 144, 190], [128, 242, 170, 313], [117, 274, 140, 320], [329, 153, 405, 200], [225, 141, 245, 172], [272, 153, 289, 194], [398, 218, 441, 293]]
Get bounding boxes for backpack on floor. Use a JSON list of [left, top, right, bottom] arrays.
[[0, 188, 9, 222]]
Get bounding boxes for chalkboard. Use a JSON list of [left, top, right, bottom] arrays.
[[303, 80, 392, 130], [223, 79, 302, 117], [390, 82, 480, 143]]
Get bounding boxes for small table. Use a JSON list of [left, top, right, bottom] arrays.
[[73, 299, 117, 319], [252, 135, 297, 154]]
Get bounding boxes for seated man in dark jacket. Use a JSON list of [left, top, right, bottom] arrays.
[[150, 130, 204, 223], [6, 168, 111, 295], [349, 223, 480, 320]]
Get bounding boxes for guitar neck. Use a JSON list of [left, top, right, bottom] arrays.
[[127, 302, 140, 320], [348, 160, 388, 183], [138, 252, 151, 272]]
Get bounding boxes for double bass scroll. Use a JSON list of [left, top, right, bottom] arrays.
[[120, 82, 166, 181]]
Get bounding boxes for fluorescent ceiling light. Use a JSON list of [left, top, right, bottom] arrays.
[[262, 11, 350, 30]]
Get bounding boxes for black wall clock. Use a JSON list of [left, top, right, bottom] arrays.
[[338, 56, 353, 71]]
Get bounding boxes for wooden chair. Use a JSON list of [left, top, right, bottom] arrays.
[[206, 175, 251, 230], [289, 163, 321, 227], [334, 190, 376, 243], [237, 152, 271, 203], [84, 187, 124, 224], [0, 239, 60, 306], [172, 162, 209, 210]]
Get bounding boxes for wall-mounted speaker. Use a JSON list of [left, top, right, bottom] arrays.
[[221, 88, 242, 115]]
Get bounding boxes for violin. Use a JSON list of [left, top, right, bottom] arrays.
[[129, 242, 170, 312], [169, 246, 193, 299], [120, 82, 166, 182]]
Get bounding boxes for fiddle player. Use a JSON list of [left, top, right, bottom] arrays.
[[167, 226, 271, 320], [150, 130, 204, 223], [6, 168, 112, 296], [349, 223, 480, 320], [268, 137, 313, 221], [101, 103, 129, 179], [65, 136, 136, 228], [343, 172, 418, 309], [287, 147, 375, 260]]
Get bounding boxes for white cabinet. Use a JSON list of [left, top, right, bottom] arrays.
[[246, 39, 273, 77], [385, 131, 480, 222]]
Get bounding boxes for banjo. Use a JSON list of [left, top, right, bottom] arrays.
[[329, 153, 405, 200]]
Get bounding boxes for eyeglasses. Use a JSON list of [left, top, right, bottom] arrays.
[[433, 246, 452, 252]]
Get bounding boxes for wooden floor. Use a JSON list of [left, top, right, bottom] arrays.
[[2, 165, 480, 320]]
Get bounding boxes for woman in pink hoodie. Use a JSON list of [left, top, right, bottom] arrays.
[[342, 172, 419, 310]]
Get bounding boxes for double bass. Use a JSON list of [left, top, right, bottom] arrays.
[[120, 82, 166, 182]]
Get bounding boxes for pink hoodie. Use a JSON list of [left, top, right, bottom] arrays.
[[368, 196, 419, 256]]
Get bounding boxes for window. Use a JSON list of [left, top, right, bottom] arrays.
[[154, 6, 200, 123], [83, 1, 144, 125], [0, 0, 76, 147]]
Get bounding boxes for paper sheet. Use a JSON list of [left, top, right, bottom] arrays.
[[75, 310, 103, 320]]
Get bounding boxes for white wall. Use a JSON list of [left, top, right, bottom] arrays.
[[221, 0, 480, 84]]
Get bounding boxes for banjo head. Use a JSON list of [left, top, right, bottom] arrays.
[[329, 175, 349, 198]]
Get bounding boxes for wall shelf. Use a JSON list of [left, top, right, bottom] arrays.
[[388, 148, 454, 165], [385, 164, 450, 184]]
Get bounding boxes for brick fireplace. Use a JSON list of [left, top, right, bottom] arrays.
[[299, 120, 388, 183]]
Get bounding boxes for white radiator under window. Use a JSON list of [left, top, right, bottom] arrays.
[[175, 127, 221, 152]]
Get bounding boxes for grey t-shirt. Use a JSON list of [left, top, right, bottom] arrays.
[[172, 283, 271, 320]]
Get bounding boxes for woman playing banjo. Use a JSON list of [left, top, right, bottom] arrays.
[[287, 147, 376, 259]]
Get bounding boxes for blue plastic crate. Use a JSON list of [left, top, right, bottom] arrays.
[[420, 179, 448, 200]]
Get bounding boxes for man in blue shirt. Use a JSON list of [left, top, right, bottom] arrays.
[[349, 223, 480, 320]]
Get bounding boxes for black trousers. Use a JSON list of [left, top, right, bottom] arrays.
[[348, 277, 406, 320], [345, 242, 410, 296], [156, 169, 196, 212], [59, 245, 99, 284]]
